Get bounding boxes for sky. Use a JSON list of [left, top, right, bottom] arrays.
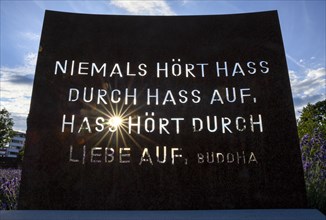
[[0, 0, 325, 132]]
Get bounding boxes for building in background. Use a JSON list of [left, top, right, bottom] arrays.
[[0, 131, 25, 167], [0, 131, 25, 158]]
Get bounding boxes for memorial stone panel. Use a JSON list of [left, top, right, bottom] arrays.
[[19, 10, 306, 210]]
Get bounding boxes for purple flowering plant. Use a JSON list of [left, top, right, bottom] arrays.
[[300, 128, 326, 212], [0, 168, 21, 210]]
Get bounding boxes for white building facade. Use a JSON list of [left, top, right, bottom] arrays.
[[0, 131, 26, 158]]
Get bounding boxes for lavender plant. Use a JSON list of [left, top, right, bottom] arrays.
[[300, 129, 326, 213], [0, 168, 21, 210]]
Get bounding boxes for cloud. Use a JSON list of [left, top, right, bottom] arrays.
[[21, 32, 40, 41], [1, 52, 36, 85], [289, 68, 326, 116], [293, 94, 324, 110], [110, 0, 175, 15], [11, 114, 29, 133], [24, 52, 38, 66], [286, 53, 306, 69], [0, 52, 37, 131], [290, 68, 325, 96], [7, 75, 34, 85]]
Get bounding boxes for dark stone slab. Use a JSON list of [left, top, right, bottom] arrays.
[[19, 10, 306, 210]]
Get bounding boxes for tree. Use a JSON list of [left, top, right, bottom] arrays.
[[298, 100, 326, 214], [297, 99, 326, 139], [0, 108, 16, 148]]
